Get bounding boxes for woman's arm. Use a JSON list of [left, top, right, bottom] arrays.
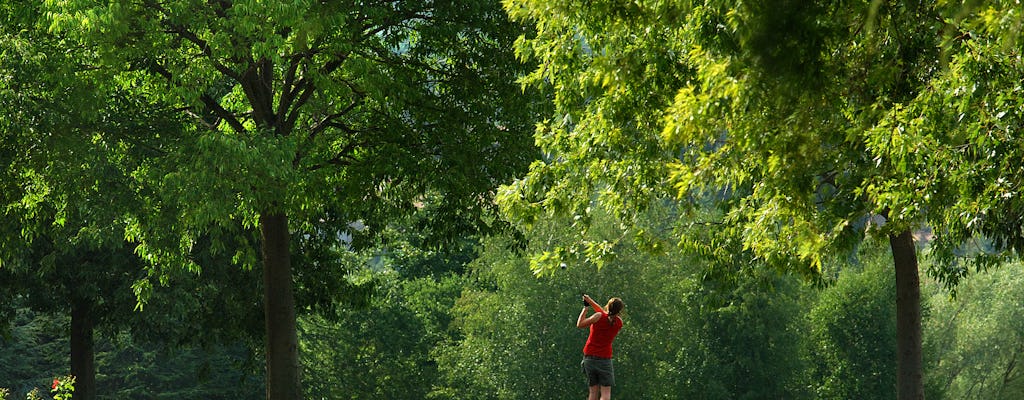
[[583, 294, 604, 313], [576, 294, 604, 328], [577, 306, 602, 328]]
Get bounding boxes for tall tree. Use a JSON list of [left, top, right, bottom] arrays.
[[498, 1, 1024, 399], [2, 3, 154, 397], [2, 4, 269, 397], [41, 1, 538, 398]]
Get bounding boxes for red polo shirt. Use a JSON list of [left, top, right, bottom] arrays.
[[583, 312, 622, 358]]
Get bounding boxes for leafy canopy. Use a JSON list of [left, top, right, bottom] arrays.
[[40, 0, 539, 290], [500, 0, 1024, 285]]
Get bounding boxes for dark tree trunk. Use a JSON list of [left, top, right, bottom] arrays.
[[890, 230, 924, 400], [70, 299, 96, 400], [260, 211, 301, 400]]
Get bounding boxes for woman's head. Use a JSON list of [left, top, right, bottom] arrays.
[[606, 298, 624, 316]]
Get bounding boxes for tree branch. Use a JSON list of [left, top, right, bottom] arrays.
[[144, 62, 248, 134], [307, 100, 363, 139], [360, 8, 432, 41], [276, 53, 305, 127], [283, 86, 316, 134], [158, 22, 243, 82], [278, 49, 352, 134], [182, 108, 221, 131], [238, 59, 277, 130], [305, 140, 368, 172], [206, 0, 232, 18], [199, 94, 249, 134]]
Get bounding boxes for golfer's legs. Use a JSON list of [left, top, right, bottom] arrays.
[[600, 385, 611, 400], [588, 385, 600, 400]]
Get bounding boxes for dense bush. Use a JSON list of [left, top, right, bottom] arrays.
[[805, 249, 898, 399], [0, 308, 261, 400]]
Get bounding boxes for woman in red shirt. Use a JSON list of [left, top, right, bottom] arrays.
[[577, 294, 624, 400]]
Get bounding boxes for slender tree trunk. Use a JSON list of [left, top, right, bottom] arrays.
[[260, 211, 301, 400], [70, 299, 96, 400], [890, 230, 924, 400]]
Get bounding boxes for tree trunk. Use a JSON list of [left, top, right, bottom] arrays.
[[260, 211, 301, 400], [890, 230, 924, 400], [70, 299, 96, 400]]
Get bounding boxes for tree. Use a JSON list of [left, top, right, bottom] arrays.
[[0, 200, 265, 400], [2, 4, 270, 397], [498, 1, 1023, 399], [2, 4, 161, 397], [41, 1, 538, 398]]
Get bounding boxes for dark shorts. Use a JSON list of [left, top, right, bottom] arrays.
[[581, 356, 615, 387]]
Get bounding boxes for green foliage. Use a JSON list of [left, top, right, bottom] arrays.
[[298, 212, 477, 399], [925, 263, 1024, 400], [912, 2, 1024, 288], [498, 0, 683, 264], [431, 233, 587, 400], [501, 0, 1024, 285], [94, 337, 262, 400], [500, 5, 1021, 398], [0, 308, 262, 400], [0, 308, 67, 397], [37, 0, 540, 269], [6, 1, 1024, 399], [805, 245, 898, 399], [9, 2, 540, 397], [670, 266, 809, 400], [0, 0, 245, 368], [50, 376, 73, 400], [435, 203, 810, 399], [300, 274, 464, 400]]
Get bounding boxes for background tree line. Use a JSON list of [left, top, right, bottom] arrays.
[[4, 202, 1024, 399]]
